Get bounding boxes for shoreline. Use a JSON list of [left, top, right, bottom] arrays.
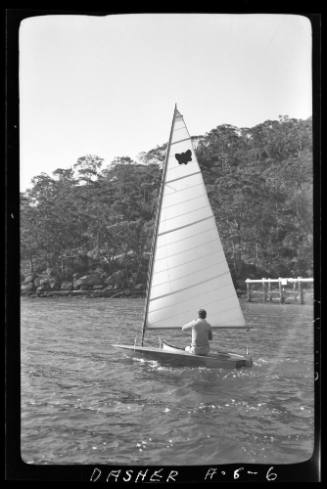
[[21, 289, 146, 299], [20, 290, 313, 305]]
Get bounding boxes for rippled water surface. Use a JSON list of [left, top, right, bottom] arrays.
[[21, 297, 314, 465]]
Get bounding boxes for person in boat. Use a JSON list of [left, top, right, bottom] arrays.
[[182, 308, 213, 355]]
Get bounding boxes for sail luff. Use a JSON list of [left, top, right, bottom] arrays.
[[140, 104, 178, 345]]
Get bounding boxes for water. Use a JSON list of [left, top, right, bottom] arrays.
[[21, 297, 314, 465]]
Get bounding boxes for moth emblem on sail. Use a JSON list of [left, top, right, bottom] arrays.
[[175, 149, 192, 165]]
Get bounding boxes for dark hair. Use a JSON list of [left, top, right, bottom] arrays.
[[198, 308, 207, 319]]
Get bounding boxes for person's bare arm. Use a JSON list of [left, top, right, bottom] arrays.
[[182, 320, 195, 331], [208, 328, 213, 341]]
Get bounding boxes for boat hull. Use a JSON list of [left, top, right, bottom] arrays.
[[113, 341, 252, 369]]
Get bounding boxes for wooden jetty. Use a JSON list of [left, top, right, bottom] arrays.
[[245, 277, 313, 304]]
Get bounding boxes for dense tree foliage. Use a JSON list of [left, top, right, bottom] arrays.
[[20, 116, 313, 295]]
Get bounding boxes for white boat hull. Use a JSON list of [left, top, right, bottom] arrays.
[[113, 341, 252, 369]]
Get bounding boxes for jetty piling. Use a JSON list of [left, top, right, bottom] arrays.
[[245, 277, 313, 304]]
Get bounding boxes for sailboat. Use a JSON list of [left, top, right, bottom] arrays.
[[113, 105, 253, 369]]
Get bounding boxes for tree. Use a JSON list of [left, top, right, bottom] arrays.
[[20, 115, 313, 290]]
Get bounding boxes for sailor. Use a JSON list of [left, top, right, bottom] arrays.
[[182, 308, 213, 355]]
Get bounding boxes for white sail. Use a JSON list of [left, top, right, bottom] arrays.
[[146, 107, 246, 329]]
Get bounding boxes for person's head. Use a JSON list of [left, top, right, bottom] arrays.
[[198, 308, 207, 319]]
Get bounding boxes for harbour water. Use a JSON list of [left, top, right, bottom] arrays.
[[21, 297, 314, 465]]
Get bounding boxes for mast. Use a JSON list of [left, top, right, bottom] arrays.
[[140, 104, 178, 345]]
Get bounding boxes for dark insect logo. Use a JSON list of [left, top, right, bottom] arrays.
[[175, 149, 192, 165]]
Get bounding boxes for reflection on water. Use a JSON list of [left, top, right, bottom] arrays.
[[21, 297, 314, 465]]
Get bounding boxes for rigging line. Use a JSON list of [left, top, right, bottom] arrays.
[[154, 237, 219, 262], [149, 273, 227, 302], [158, 215, 215, 237], [153, 247, 227, 273], [148, 278, 236, 315], [165, 171, 201, 185], [157, 227, 214, 249], [160, 204, 211, 223]]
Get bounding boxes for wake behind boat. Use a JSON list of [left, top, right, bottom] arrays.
[[114, 105, 253, 369]]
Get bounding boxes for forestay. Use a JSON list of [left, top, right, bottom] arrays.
[[145, 107, 246, 329]]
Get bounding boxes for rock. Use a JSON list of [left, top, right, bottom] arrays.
[[39, 278, 50, 289], [100, 289, 115, 297], [124, 289, 131, 296], [46, 290, 71, 297], [35, 286, 46, 296], [93, 284, 104, 290], [72, 275, 80, 288], [73, 276, 86, 289], [23, 274, 35, 284], [45, 267, 55, 277], [104, 270, 125, 287], [135, 283, 144, 290], [74, 274, 104, 288], [49, 277, 61, 290], [90, 290, 102, 297], [61, 281, 73, 291], [34, 277, 41, 287], [110, 291, 124, 298], [94, 266, 105, 275], [89, 274, 104, 286], [104, 275, 113, 285], [104, 284, 114, 291], [21, 282, 34, 295], [80, 284, 90, 290]]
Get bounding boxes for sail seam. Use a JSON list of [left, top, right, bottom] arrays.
[[149, 279, 235, 315], [161, 192, 205, 210], [158, 215, 214, 236], [157, 227, 214, 249], [153, 248, 226, 273], [170, 137, 192, 146], [165, 171, 201, 185], [149, 298, 245, 325], [149, 272, 229, 302], [164, 181, 203, 194], [161, 204, 212, 223], [151, 262, 223, 288], [154, 237, 219, 262]]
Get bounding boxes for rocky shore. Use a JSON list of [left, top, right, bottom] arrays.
[[20, 268, 146, 298]]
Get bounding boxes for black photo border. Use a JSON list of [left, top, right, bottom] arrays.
[[5, 7, 322, 483]]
